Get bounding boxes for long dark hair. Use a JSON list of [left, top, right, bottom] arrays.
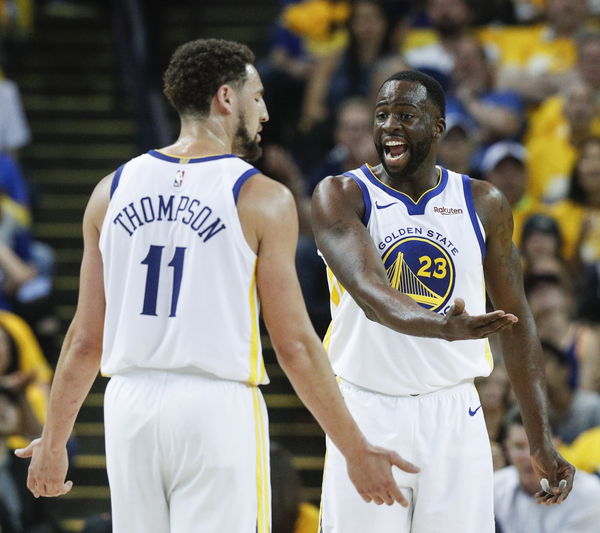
[[0, 324, 19, 375], [567, 136, 600, 205], [346, 0, 397, 87]]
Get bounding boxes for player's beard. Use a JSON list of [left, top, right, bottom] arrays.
[[233, 111, 262, 162], [376, 135, 433, 179]]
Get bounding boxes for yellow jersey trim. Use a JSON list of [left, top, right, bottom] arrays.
[[364, 164, 442, 205], [248, 264, 265, 384], [253, 389, 270, 533]]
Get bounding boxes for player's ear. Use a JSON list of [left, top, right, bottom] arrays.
[[214, 84, 236, 115], [433, 117, 446, 139]]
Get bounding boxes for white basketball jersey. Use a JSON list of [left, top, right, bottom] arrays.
[[99, 151, 267, 385], [323, 164, 493, 395]]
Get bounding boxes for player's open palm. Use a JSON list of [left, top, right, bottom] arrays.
[[442, 298, 518, 340], [15, 438, 73, 498], [346, 443, 419, 507]]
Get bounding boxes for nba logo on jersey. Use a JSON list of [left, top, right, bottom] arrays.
[[173, 169, 185, 188]]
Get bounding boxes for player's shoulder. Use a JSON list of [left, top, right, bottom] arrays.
[[312, 172, 364, 207], [236, 172, 296, 224], [469, 177, 511, 229]]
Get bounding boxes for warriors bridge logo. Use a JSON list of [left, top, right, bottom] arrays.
[[382, 236, 455, 312]]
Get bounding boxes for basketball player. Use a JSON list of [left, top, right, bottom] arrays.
[[312, 70, 575, 533]]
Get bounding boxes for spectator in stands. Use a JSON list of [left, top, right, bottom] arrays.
[[578, 262, 600, 322], [437, 112, 479, 177], [526, 276, 600, 392], [402, 0, 475, 82], [480, 141, 541, 247], [495, 0, 589, 105], [560, 425, 600, 475], [540, 340, 600, 443], [520, 215, 572, 283], [475, 364, 511, 470], [0, 312, 51, 450], [495, 408, 600, 533], [368, 55, 410, 105], [0, 384, 58, 533], [0, 74, 31, 159], [575, 31, 600, 98], [299, 0, 395, 134], [447, 36, 524, 153], [258, 0, 349, 149], [526, 80, 598, 203], [306, 97, 378, 193], [548, 137, 600, 270]]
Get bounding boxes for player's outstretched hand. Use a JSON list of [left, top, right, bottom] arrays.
[[14, 438, 73, 498], [442, 298, 518, 341], [346, 443, 419, 506], [531, 446, 575, 505]]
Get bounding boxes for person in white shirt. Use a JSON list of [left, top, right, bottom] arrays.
[[495, 409, 600, 533]]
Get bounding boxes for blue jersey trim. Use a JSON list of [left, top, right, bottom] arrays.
[[343, 171, 372, 226], [110, 164, 126, 199], [461, 174, 486, 260], [148, 150, 237, 164], [232, 168, 260, 204], [360, 164, 448, 215]]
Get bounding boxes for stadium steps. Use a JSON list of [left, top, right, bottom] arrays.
[[12, 2, 324, 531]]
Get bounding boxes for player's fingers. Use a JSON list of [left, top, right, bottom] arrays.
[[14, 438, 40, 459], [360, 493, 372, 504], [372, 495, 384, 505], [390, 452, 420, 474], [14, 445, 34, 458], [62, 480, 74, 495], [379, 490, 394, 506], [473, 314, 518, 337], [449, 298, 465, 315], [388, 484, 409, 508]]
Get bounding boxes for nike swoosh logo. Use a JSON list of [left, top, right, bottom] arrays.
[[469, 405, 482, 416], [375, 201, 397, 209]]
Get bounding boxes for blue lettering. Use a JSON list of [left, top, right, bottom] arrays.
[[157, 195, 174, 221], [175, 196, 190, 222], [198, 218, 226, 241], [140, 196, 156, 223], [191, 206, 212, 231], [123, 202, 144, 230], [183, 199, 201, 225], [113, 212, 133, 236]]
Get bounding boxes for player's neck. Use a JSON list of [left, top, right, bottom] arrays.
[[161, 116, 235, 158], [381, 163, 440, 202]]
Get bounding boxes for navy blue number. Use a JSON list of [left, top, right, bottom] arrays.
[[141, 245, 186, 317]]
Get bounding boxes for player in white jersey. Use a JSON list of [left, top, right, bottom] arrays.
[[13, 40, 437, 532], [312, 70, 575, 533]]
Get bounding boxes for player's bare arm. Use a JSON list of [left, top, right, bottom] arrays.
[[472, 178, 575, 505], [237, 173, 419, 507], [312, 174, 517, 340], [15, 173, 113, 498]]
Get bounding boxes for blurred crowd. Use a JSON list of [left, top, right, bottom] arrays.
[[0, 0, 600, 531]]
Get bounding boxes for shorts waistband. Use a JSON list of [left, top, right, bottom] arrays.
[[338, 377, 475, 399]]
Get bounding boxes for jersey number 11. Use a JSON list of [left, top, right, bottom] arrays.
[[140, 245, 187, 317]]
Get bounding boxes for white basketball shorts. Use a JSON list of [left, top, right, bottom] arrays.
[[319, 379, 494, 533], [103, 370, 270, 533]]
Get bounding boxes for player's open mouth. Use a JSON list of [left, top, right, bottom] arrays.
[[384, 140, 408, 161]]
